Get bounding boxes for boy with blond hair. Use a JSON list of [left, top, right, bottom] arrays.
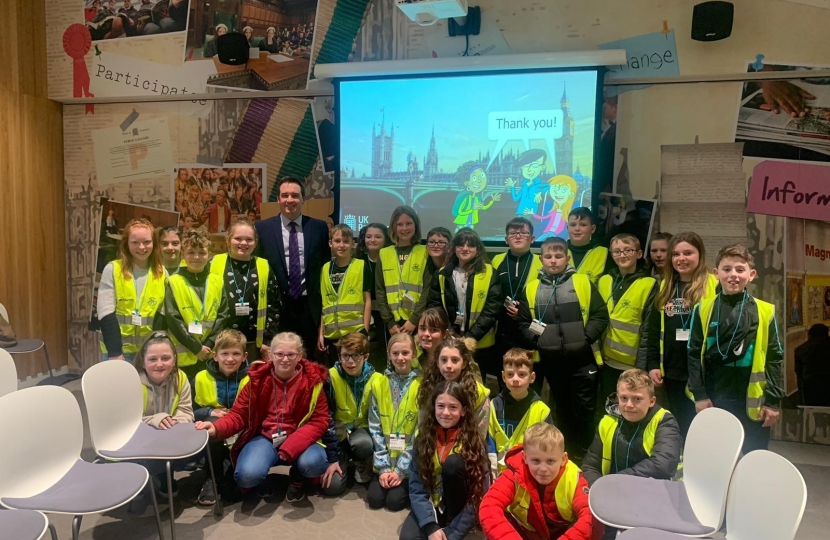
[[488, 348, 552, 472], [582, 368, 682, 487], [596, 233, 657, 412], [688, 244, 784, 453], [480, 423, 595, 540]]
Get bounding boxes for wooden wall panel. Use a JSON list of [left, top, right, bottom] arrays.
[[0, 0, 68, 379]]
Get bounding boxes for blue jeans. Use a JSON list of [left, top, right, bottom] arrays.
[[234, 435, 328, 489]]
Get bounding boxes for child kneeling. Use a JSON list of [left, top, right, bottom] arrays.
[[480, 423, 596, 540]]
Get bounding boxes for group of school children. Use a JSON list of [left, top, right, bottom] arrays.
[[97, 203, 784, 540]]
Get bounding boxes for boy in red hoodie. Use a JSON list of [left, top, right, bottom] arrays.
[[196, 332, 329, 503], [479, 423, 598, 540]]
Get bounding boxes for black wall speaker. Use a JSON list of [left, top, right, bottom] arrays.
[[217, 33, 250, 65], [691, 1, 734, 41]]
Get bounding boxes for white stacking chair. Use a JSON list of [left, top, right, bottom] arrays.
[[0, 510, 56, 540], [82, 359, 220, 540], [0, 386, 161, 540], [617, 449, 807, 540], [589, 407, 744, 537], [0, 348, 18, 398]]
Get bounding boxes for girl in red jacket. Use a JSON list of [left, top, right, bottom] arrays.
[[195, 332, 330, 503], [479, 423, 598, 540]]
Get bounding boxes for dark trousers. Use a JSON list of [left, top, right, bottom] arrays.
[[367, 475, 409, 511], [536, 355, 598, 461], [399, 454, 468, 540], [282, 295, 322, 363], [664, 378, 696, 440], [713, 397, 771, 454], [321, 428, 374, 497]]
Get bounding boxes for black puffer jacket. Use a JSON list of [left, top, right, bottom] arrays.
[[427, 260, 502, 343], [582, 393, 683, 486]]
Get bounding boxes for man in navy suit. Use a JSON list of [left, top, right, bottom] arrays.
[[256, 176, 330, 359]]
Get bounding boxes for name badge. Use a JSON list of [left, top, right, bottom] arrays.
[[224, 433, 239, 447], [235, 303, 251, 316], [390, 434, 406, 451], [529, 319, 547, 336], [188, 321, 203, 335], [401, 293, 416, 310], [272, 432, 287, 449], [675, 328, 690, 341], [131, 312, 142, 326], [454, 313, 465, 327]]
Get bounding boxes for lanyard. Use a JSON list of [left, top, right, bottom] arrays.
[[328, 260, 351, 309], [606, 275, 625, 310], [675, 281, 691, 330], [132, 269, 149, 315], [506, 254, 531, 300], [274, 373, 287, 435], [536, 276, 560, 321], [184, 279, 209, 323], [391, 380, 414, 436], [395, 247, 411, 295], [231, 259, 252, 300], [714, 291, 747, 360]]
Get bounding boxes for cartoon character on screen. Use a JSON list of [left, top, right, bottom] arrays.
[[523, 175, 576, 241], [505, 149, 549, 216], [451, 165, 502, 231]]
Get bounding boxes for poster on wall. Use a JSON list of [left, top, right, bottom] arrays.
[[172, 164, 266, 254], [91, 199, 180, 322], [91, 117, 174, 186], [736, 62, 830, 162], [183, 0, 319, 92], [83, 0, 189, 42]]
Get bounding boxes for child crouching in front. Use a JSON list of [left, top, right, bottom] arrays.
[[135, 331, 194, 497], [479, 423, 597, 540]]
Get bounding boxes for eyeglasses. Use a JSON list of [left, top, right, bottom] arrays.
[[272, 352, 299, 361], [427, 241, 448, 248], [611, 248, 637, 257], [507, 232, 532, 238], [339, 353, 366, 361]]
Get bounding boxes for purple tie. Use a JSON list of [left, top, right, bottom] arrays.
[[288, 221, 302, 299]]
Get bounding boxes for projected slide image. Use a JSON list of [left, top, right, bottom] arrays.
[[338, 70, 599, 242]]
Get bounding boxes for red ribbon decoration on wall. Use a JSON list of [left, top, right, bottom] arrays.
[[62, 24, 95, 114]]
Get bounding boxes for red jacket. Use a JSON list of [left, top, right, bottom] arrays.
[[479, 446, 598, 540], [213, 359, 329, 464]]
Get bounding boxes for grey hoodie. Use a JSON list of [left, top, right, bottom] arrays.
[[140, 370, 194, 428]]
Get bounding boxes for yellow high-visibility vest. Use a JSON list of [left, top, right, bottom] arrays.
[[488, 400, 551, 454], [329, 367, 381, 440], [143, 370, 188, 416], [598, 275, 656, 367], [507, 459, 581, 527], [491, 252, 543, 289], [598, 408, 667, 475], [371, 375, 421, 470], [568, 246, 608, 284], [168, 273, 224, 367], [210, 254, 270, 347], [380, 245, 428, 322], [321, 259, 366, 339], [696, 295, 774, 421], [526, 274, 602, 365], [438, 264, 496, 348], [194, 369, 250, 409], [102, 260, 166, 354]]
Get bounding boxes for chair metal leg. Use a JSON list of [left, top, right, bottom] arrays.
[[71, 515, 83, 540], [204, 443, 223, 516], [147, 476, 166, 540], [48, 524, 58, 540], [43, 344, 55, 379], [166, 461, 176, 540]]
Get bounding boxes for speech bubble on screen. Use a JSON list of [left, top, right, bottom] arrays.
[[486, 110, 564, 171]]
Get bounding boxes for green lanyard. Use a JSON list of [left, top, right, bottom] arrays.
[[606, 275, 624, 310], [231, 259, 251, 301], [185, 280, 209, 323], [391, 379, 414, 437], [536, 276, 560, 321], [506, 254, 531, 300], [131, 271, 148, 317]]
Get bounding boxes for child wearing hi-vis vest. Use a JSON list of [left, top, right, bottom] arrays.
[[319, 332, 380, 496], [367, 333, 421, 512], [517, 237, 609, 461], [318, 224, 373, 366], [596, 234, 657, 411], [479, 423, 596, 540], [488, 348, 553, 475], [567, 207, 610, 285], [164, 229, 230, 382], [135, 331, 194, 497], [687, 244, 784, 454], [193, 329, 250, 506]]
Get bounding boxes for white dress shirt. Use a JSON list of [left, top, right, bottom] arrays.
[[280, 213, 306, 293]]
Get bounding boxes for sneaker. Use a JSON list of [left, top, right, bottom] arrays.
[[157, 474, 179, 498], [354, 460, 371, 484], [254, 479, 275, 499], [286, 480, 307, 503], [197, 478, 216, 506]]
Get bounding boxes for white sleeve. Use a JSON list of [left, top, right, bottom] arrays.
[[97, 263, 117, 318]]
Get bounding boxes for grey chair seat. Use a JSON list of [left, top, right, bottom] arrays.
[[590, 475, 716, 536], [618, 528, 693, 539], [1, 459, 147, 515], [0, 509, 49, 540], [3, 340, 44, 354], [98, 421, 208, 460]]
